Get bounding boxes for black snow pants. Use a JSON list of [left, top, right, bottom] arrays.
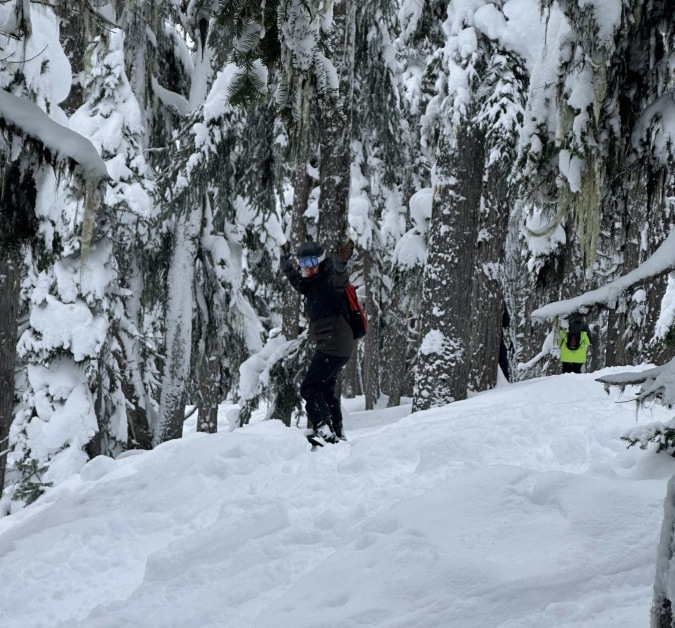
[[300, 351, 350, 432]]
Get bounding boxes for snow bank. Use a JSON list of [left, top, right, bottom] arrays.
[[0, 372, 672, 627]]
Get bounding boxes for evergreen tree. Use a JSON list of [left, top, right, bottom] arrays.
[[468, 48, 527, 392], [0, 2, 109, 503], [412, 0, 526, 409], [516, 0, 675, 374], [349, 0, 408, 408]]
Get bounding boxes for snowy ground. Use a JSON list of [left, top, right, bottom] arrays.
[[1, 369, 674, 628]]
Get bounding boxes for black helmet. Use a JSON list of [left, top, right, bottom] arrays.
[[296, 241, 324, 258]]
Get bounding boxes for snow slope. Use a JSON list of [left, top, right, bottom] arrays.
[[1, 370, 673, 628]]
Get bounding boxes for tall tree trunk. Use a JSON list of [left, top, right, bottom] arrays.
[[469, 164, 511, 391], [157, 208, 200, 444], [117, 253, 153, 449], [196, 318, 220, 434], [277, 81, 313, 428], [342, 344, 362, 398], [282, 82, 311, 341], [363, 249, 380, 409], [0, 255, 19, 494], [651, 474, 675, 628], [413, 120, 485, 411], [382, 287, 410, 407], [317, 0, 355, 250], [0, 157, 37, 494]]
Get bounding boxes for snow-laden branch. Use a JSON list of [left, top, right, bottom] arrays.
[[596, 358, 675, 407], [0, 89, 109, 181], [151, 76, 189, 116], [532, 228, 675, 320]]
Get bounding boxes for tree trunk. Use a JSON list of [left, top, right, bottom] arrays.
[[342, 345, 359, 398], [469, 163, 511, 391], [117, 253, 153, 449], [196, 337, 220, 434], [277, 81, 313, 428], [363, 249, 380, 409], [651, 474, 675, 628], [317, 0, 355, 250], [282, 84, 311, 341], [382, 291, 410, 407], [413, 120, 485, 411], [0, 254, 19, 494], [157, 208, 200, 444]]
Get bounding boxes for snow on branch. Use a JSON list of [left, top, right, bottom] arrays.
[[151, 76, 189, 116], [632, 91, 675, 162], [532, 229, 675, 320], [596, 359, 675, 407], [0, 89, 109, 182]]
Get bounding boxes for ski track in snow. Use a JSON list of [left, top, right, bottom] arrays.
[[0, 370, 673, 628]]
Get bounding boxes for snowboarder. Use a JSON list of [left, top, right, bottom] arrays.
[[558, 314, 593, 374], [280, 238, 355, 445]]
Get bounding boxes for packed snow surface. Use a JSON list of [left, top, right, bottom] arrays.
[[1, 369, 673, 628]]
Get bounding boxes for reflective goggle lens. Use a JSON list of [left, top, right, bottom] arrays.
[[298, 256, 319, 268]]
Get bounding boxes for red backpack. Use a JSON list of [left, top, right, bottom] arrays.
[[345, 284, 368, 339]]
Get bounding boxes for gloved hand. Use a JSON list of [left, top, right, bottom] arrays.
[[280, 241, 292, 270], [336, 238, 354, 263]]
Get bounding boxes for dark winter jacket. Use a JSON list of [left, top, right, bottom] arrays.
[[281, 256, 354, 358]]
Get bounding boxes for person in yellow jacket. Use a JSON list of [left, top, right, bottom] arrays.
[[558, 315, 593, 373]]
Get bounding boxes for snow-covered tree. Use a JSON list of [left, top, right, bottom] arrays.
[[517, 0, 675, 373], [0, 2, 110, 504], [347, 0, 408, 408], [412, 0, 527, 410]]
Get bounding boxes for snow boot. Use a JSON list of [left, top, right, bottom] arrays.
[[308, 420, 338, 446], [333, 423, 347, 441]]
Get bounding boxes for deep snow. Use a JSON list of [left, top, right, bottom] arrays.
[[1, 369, 673, 628]]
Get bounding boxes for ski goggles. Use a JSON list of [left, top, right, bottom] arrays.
[[298, 255, 320, 269]]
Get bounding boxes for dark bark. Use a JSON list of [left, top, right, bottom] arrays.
[[413, 119, 486, 411], [382, 296, 410, 407], [120, 374, 153, 449], [277, 82, 313, 428], [114, 256, 153, 451], [0, 255, 19, 494], [651, 475, 675, 628], [281, 106, 310, 341], [196, 331, 220, 434], [157, 210, 199, 444], [317, 0, 355, 250], [363, 249, 380, 409], [342, 344, 359, 398], [469, 164, 511, 391], [0, 158, 37, 495]]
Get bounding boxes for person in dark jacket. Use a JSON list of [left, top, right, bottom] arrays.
[[280, 238, 355, 444]]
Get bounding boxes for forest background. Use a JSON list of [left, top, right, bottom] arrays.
[[0, 0, 673, 513]]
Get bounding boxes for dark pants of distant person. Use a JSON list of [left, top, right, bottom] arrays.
[[562, 362, 582, 374], [300, 351, 350, 432]]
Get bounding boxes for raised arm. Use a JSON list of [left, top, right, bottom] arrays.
[[280, 242, 306, 295], [331, 238, 354, 289]]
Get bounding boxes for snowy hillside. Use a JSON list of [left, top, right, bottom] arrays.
[[1, 371, 674, 628]]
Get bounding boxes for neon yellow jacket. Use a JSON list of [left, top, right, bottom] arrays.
[[558, 330, 591, 364]]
